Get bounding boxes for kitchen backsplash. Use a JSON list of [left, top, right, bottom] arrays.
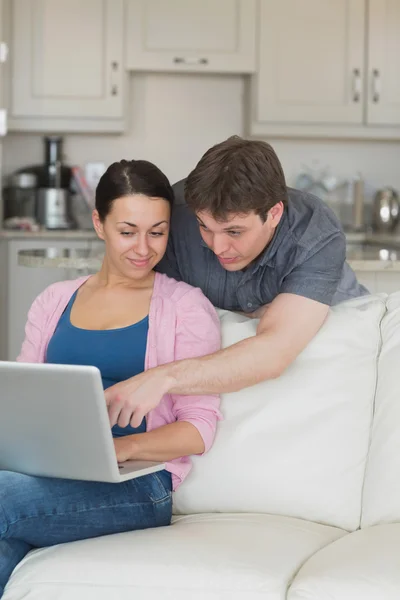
[[3, 73, 400, 198]]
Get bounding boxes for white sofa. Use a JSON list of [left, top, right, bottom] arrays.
[[4, 291, 400, 600]]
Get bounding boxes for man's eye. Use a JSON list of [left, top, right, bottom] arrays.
[[228, 231, 241, 237]]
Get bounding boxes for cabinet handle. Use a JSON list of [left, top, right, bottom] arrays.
[[173, 57, 209, 66], [110, 61, 119, 96], [371, 69, 381, 103], [0, 42, 8, 63], [352, 68, 361, 102]]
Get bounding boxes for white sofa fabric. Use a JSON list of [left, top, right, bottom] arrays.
[[361, 292, 400, 527], [3, 292, 400, 600]]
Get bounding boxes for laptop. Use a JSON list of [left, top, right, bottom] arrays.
[[0, 361, 165, 483]]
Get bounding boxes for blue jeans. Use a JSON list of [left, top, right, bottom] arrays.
[[0, 469, 172, 598]]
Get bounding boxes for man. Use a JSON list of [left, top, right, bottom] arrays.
[[106, 136, 368, 428]]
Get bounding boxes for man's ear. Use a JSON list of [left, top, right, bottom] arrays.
[[92, 209, 105, 240], [268, 201, 284, 229]]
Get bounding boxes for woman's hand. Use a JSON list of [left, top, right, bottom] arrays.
[[105, 367, 175, 428]]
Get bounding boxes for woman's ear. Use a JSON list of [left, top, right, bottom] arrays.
[[92, 209, 105, 240]]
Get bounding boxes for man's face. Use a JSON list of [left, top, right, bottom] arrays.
[[196, 204, 284, 271]]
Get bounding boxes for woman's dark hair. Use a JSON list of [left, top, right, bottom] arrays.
[[95, 159, 174, 221], [185, 136, 287, 222]]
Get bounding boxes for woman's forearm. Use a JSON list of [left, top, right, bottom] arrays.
[[115, 421, 205, 463]]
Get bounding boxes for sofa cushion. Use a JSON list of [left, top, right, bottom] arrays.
[[4, 514, 345, 600], [288, 523, 400, 600], [362, 291, 400, 526], [174, 295, 386, 530]]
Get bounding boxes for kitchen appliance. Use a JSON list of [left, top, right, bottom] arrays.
[[352, 173, 364, 231], [372, 187, 400, 233], [17, 136, 75, 229], [37, 187, 72, 230], [36, 156, 74, 230], [3, 172, 37, 220]]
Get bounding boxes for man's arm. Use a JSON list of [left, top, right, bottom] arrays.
[[164, 230, 345, 394], [105, 294, 329, 428], [106, 231, 343, 426], [166, 230, 345, 394], [165, 293, 329, 394]]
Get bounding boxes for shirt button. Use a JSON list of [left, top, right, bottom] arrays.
[[247, 302, 253, 308]]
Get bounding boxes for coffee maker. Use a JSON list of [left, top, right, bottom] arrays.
[[19, 136, 75, 230]]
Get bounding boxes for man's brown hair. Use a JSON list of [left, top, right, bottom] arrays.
[[185, 136, 288, 222]]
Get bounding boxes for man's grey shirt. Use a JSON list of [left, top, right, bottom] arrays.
[[156, 180, 368, 311]]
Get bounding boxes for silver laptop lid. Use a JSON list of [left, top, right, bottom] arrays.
[[0, 361, 120, 482]]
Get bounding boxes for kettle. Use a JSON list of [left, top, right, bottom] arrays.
[[372, 187, 400, 233]]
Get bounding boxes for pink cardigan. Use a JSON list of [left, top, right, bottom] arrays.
[[17, 272, 222, 490]]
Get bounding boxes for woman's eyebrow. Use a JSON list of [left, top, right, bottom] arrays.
[[117, 220, 169, 227]]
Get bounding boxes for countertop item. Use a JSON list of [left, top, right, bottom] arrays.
[[372, 187, 400, 233], [352, 174, 364, 231]]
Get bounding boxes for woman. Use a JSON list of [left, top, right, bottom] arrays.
[[0, 159, 221, 597]]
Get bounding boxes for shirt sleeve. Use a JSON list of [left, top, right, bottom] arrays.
[[16, 288, 50, 362], [280, 232, 346, 306], [171, 288, 222, 454]]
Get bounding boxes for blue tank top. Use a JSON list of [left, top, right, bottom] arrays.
[[46, 290, 148, 437]]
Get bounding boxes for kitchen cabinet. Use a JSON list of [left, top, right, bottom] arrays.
[[125, 0, 256, 74], [8, 0, 126, 133], [0, 239, 7, 360], [367, 0, 400, 126], [0, 0, 7, 137], [0, 239, 91, 361], [253, 0, 365, 126], [353, 270, 400, 295], [89, 240, 105, 257], [250, 0, 400, 140]]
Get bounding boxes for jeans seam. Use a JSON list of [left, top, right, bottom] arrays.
[[0, 501, 10, 536], [5, 499, 171, 529]]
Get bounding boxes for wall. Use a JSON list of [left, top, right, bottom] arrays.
[[3, 73, 400, 196], [3, 74, 244, 185]]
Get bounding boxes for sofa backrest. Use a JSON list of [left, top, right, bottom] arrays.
[[362, 291, 400, 527], [173, 295, 386, 531]]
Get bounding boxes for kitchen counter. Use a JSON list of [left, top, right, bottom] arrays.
[[0, 228, 98, 240], [9, 228, 400, 272], [18, 248, 102, 271], [345, 231, 400, 271]]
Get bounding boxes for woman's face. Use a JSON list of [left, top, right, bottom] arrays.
[[93, 194, 170, 280]]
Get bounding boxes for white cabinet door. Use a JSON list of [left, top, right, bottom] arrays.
[[89, 240, 105, 257], [0, 240, 8, 360], [125, 0, 256, 73], [10, 0, 125, 132], [375, 271, 400, 294], [354, 269, 400, 295], [0, 0, 7, 137], [367, 0, 400, 125], [7, 240, 89, 361], [252, 0, 365, 128]]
